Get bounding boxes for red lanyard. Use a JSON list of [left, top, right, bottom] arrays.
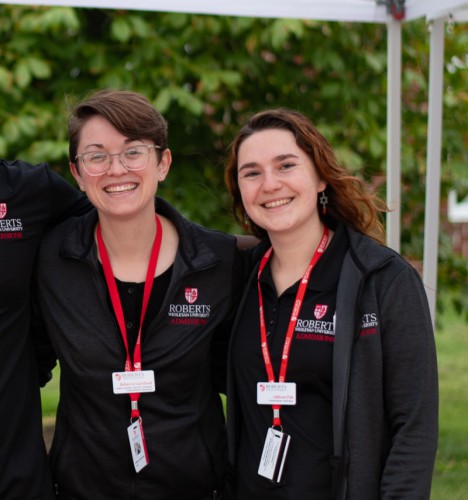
[[97, 215, 162, 420], [257, 226, 329, 427]]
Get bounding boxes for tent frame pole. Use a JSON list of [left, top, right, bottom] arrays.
[[423, 17, 445, 326], [386, 17, 402, 252]]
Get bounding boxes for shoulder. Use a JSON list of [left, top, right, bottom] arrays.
[[0, 159, 49, 192], [345, 226, 412, 274], [156, 196, 236, 250]]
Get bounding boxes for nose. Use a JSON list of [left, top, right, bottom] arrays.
[[262, 170, 281, 192], [106, 152, 128, 176]]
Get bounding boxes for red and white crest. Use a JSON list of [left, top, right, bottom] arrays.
[[314, 304, 328, 320], [185, 288, 198, 304], [0, 203, 7, 219]]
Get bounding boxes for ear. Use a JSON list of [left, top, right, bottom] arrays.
[[70, 162, 85, 191], [318, 179, 327, 193], [157, 149, 172, 182]]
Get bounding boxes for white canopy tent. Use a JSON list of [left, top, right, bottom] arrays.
[[3, 0, 468, 323]]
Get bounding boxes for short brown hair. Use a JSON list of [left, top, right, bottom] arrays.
[[225, 108, 386, 243], [68, 89, 168, 163]]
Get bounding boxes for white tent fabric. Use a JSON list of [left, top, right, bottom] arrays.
[[2, 0, 467, 323]]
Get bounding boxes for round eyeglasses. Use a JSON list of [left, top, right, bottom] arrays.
[[75, 144, 161, 177]]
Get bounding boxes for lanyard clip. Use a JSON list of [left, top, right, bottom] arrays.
[[130, 400, 140, 422], [272, 408, 282, 430]]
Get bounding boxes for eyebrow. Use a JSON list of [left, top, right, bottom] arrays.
[[238, 153, 299, 172], [82, 138, 140, 151]]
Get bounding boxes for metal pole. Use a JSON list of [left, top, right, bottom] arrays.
[[386, 17, 402, 252], [423, 17, 445, 326]]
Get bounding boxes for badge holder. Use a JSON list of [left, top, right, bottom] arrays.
[[127, 402, 149, 472], [258, 426, 291, 483]]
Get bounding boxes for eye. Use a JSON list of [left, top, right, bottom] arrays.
[[279, 162, 295, 170], [240, 169, 260, 179], [124, 147, 145, 158], [85, 152, 108, 163]]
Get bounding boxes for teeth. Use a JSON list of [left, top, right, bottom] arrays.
[[105, 184, 137, 193], [264, 198, 291, 208]]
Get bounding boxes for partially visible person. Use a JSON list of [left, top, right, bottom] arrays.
[[33, 89, 243, 499], [224, 108, 438, 499], [0, 159, 90, 499]]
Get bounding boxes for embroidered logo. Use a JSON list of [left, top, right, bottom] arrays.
[[0, 203, 23, 239], [314, 304, 328, 320], [360, 312, 379, 337], [185, 288, 198, 304], [168, 289, 211, 326]]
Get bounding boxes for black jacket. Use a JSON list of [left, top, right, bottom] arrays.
[[0, 159, 89, 499], [227, 226, 438, 499], [33, 198, 243, 500]]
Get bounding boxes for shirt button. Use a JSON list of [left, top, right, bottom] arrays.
[[128, 287, 135, 294], [127, 321, 133, 329], [267, 330, 271, 336], [269, 320, 274, 325]]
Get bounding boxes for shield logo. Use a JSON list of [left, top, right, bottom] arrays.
[[314, 304, 328, 320], [185, 288, 198, 304], [0, 203, 7, 219]]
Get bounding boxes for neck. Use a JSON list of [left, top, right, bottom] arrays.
[[268, 220, 328, 295], [97, 213, 157, 281]]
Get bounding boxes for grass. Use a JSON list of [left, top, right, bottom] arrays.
[[40, 302, 468, 496], [431, 302, 468, 499]]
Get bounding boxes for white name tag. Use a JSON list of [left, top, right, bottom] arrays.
[[127, 419, 149, 472], [258, 427, 291, 482], [112, 370, 155, 394], [257, 382, 296, 405]]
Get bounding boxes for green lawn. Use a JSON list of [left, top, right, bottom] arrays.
[[431, 303, 468, 499], [41, 303, 468, 496]]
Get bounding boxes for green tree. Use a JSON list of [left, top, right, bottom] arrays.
[[1, 5, 466, 317]]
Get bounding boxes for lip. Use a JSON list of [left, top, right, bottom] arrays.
[[262, 197, 293, 209], [103, 182, 138, 194]]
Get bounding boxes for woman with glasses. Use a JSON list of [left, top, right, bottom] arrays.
[[32, 89, 243, 500]]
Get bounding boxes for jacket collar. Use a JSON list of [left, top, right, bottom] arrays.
[[345, 225, 396, 274], [59, 197, 221, 272]]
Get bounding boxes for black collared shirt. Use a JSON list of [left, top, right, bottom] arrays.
[[101, 264, 173, 354], [232, 224, 349, 500]]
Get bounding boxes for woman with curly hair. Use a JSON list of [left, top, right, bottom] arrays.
[[224, 108, 438, 499]]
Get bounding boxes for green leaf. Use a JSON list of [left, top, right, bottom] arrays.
[[111, 17, 132, 43], [0, 67, 13, 91], [28, 57, 51, 79], [14, 60, 31, 88]]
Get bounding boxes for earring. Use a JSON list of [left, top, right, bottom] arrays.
[[79, 184, 84, 191], [244, 213, 250, 228], [319, 191, 328, 215]]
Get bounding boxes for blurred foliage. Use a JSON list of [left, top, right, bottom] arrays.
[[0, 6, 466, 318]]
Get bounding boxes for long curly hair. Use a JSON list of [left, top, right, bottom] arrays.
[[225, 108, 387, 243]]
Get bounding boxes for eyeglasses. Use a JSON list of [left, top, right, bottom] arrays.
[[75, 144, 161, 177]]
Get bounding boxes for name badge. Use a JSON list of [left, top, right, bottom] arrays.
[[258, 427, 291, 482], [112, 370, 156, 394], [127, 419, 149, 472], [257, 382, 296, 405]]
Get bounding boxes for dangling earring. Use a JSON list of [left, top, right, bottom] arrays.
[[319, 191, 328, 215], [244, 213, 250, 228]]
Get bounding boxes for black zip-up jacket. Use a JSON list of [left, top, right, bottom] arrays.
[[33, 198, 243, 500], [227, 225, 438, 499], [0, 159, 90, 499]]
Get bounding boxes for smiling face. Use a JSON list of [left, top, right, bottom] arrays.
[[237, 128, 326, 241], [71, 115, 171, 222]]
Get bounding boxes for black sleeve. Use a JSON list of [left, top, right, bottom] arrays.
[[211, 247, 245, 395], [46, 166, 92, 224], [30, 290, 58, 388]]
